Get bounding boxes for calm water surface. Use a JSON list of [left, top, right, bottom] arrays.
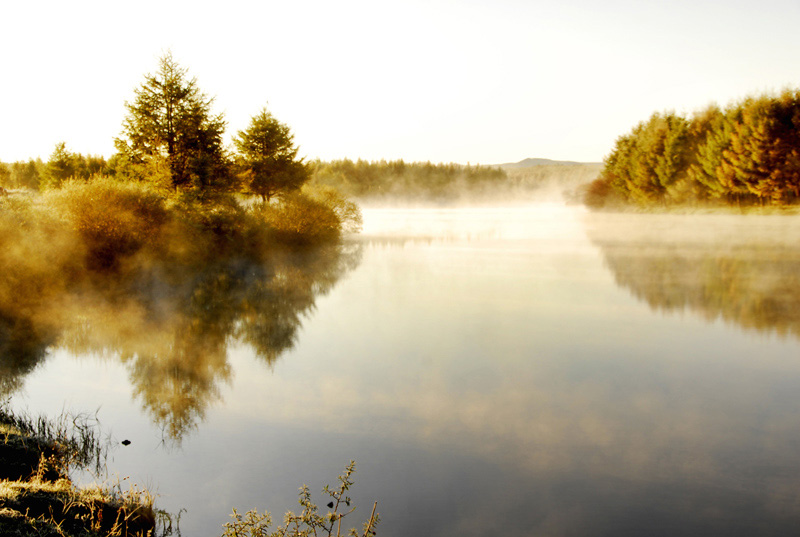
[[10, 203, 800, 536]]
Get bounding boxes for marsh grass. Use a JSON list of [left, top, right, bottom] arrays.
[[0, 402, 107, 481], [0, 402, 169, 537], [0, 404, 376, 537], [0, 476, 162, 537]]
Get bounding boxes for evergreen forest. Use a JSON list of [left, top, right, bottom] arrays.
[[585, 90, 800, 209]]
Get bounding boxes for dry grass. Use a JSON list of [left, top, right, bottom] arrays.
[[0, 404, 160, 537]]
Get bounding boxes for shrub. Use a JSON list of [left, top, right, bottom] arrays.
[[222, 461, 379, 537], [581, 176, 621, 209], [252, 193, 342, 246], [45, 176, 168, 269], [301, 184, 363, 234]]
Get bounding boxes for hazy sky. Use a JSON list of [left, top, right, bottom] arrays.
[[3, 0, 799, 165]]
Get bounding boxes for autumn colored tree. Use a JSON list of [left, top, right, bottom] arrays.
[[594, 90, 800, 208], [722, 92, 800, 203], [599, 112, 692, 205], [684, 105, 730, 200]]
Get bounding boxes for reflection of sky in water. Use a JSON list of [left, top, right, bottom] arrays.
[[13, 206, 800, 536]]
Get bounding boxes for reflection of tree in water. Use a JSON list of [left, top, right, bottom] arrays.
[[0, 243, 361, 442], [590, 227, 800, 339], [0, 203, 80, 397], [0, 314, 55, 397]]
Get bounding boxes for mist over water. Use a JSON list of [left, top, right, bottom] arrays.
[[7, 199, 800, 536]]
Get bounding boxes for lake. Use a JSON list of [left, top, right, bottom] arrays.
[[7, 202, 800, 536]]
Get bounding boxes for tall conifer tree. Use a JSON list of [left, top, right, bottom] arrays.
[[115, 52, 228, 191]]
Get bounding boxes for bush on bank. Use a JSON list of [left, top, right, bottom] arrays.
[[0, 175, 362, 275]]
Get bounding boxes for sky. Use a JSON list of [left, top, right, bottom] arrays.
[[2, 0, 800, 165]]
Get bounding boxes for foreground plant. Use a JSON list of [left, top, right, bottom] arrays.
[[222, 461, 379, 537], [0, 402, 175, 537]]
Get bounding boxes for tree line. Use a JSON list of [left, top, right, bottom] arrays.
[[0, 53, 362, 267], [309, 158, 509, 201], [1, 52, 310, 203], [585, 89, 800, 208], [0, 152, 110, 191]]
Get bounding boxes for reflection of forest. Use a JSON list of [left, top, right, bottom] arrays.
[[0, 242, 361, 441], [587, 214, 800, 339]]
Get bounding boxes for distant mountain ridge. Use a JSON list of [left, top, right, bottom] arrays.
[[498, 157, 600, 169]]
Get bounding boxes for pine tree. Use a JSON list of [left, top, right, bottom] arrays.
[[43, 142, 76, 189], [233, 107, 309, 202], [115, 52, 228, 191]]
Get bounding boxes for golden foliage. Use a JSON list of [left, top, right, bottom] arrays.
[[45, 176, 168, 269], [595, 89, 800, 208]]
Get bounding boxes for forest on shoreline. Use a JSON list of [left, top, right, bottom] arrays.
[[585, 89, 800, 210], [0, 154, 599, 207], [0, 52, 362, 264], [5, 55, 800, 535], [8, 86, 800, 214], [0, 53, 378, 536]]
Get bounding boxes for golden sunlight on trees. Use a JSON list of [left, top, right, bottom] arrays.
[[114, 52, 228, 191], [590, 89, 800, 208], [309, 159, 509, 201], [41, 143, 110, 190], [43, 142, 75, 189], [5, 160, 43, 190], [721, 93, 800, 202], [598, 112, 692, 205], [234, 107, 310, 202], [46, 177, 168, 270]]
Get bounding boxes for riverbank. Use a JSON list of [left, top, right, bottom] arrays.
[[0, 405, 158, 537]]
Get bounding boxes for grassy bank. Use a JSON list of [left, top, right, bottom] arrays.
[[0, 403, 380, 537], [0, 404, 162, 537]]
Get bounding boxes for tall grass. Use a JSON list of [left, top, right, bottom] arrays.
[[0, 402, 167, 536], [0, 401, 107, 481]]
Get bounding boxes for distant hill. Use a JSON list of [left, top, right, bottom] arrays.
[[498, 157, 601, 169]]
